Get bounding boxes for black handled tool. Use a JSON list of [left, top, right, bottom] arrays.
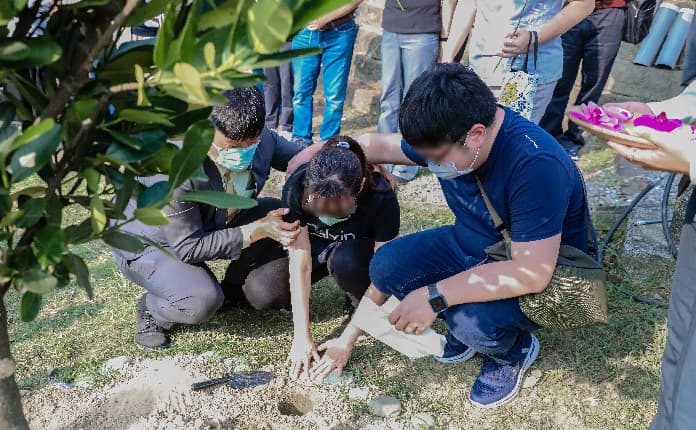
[[191, 371, 273, 391]]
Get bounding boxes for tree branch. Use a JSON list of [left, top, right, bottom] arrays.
[[38, 0, 142, 122]]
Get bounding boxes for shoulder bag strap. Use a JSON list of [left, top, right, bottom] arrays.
[[475, 176, 512, 259]]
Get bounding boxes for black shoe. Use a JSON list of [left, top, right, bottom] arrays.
[[135, 294, 170, 350], [342, 294, 357, 317]]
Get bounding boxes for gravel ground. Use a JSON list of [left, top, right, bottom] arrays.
[[22, 355, 381, 430]]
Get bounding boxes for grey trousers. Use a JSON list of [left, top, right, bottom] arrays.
[[113, 198, 289, 328], [651, 223, 696, 430]]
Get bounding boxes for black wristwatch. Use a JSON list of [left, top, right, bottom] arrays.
[[427, 283, 449, 315]]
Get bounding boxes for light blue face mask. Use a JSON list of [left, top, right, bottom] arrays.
[[318, 215, 350, 226], [213, 142, 258, 171], [427, 147, 480, 180]]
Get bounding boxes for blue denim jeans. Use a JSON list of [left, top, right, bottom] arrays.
[[291, 20, 359, 143], [378, 30, 439, 180], [369, 226, 540, 365]]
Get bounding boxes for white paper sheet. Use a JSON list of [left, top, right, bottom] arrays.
[[350, 296, 446, 359]]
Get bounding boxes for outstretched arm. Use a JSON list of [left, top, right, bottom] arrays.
[[357, 133, 417, 166], [286, 227, 320, 380], [441, 0, 476, 63]]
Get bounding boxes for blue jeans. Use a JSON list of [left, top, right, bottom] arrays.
[[378, 31, 439, 180], [369, 226, 540, 365], [291, 21, 359, 142], [539, 7, 625, 149]]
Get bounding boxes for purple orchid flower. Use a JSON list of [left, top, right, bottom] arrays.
[[604, 105, 634, 123], [568, 102, 624, 131], [633, 112, 683, 133]]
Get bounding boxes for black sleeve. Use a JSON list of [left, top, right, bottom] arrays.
[[270, 129, 303, 172], [281, 165, 309, 226], [373, 190, 401, 243]]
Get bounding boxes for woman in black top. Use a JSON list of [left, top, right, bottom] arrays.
[[278, 136, 400, 380]]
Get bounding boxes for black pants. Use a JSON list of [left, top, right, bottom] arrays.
[[239, 237, 375, 310], [539, 7, 625, 149], [115, 198, 289, 328], [264, 43, 294, 131]]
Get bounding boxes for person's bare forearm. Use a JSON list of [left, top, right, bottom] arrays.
[[315, 0, 362, 27], [357, 133, 416, 165], [288, 231, 313, 336], [441, 1, 476, 63], [537, 0, 593, 44]]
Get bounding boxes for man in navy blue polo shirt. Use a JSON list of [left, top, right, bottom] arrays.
[[311, 64, 590, 408]]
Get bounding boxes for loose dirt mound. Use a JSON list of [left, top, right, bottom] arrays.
[[22, 356, 361, 430]]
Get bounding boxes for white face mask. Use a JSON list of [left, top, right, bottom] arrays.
[[427, 147, 480, 180]]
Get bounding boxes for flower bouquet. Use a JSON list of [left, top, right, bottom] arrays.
[[566, 102, 695, 150]]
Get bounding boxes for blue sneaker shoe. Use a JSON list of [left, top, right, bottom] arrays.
[[434, 332, 476, 364], [469, 333, 540, 408]]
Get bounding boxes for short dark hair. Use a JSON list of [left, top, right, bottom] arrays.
[[209, 87, 265, 141], [398, 63, 497, 148]]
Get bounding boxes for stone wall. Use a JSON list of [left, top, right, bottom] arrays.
[[348, 0, 688, 114]]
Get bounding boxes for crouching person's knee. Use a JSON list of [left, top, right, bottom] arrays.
[[368, 242, 404, 298], [181, 287, 225, 324]]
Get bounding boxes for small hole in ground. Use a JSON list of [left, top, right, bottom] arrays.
[[278, 393, 314, 416]]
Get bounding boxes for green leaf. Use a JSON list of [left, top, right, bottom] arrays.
[[0, 38, 62, 66], [104, 127, 166, 151], [204, 42, 216, 71], [0, 1, 27, 26], [247, 0, 293, 54], [90, 195, 107, 234], [116, 109, 174, 127], [62, 253, 93, 299], [105, 134, 167, 163], [251, 47, 320, 68], [179, 190, 258, 209], [174, 62, 209, 104], [20, 291, 42, 322], [169, 120, 213, 189], [137, 180, 170, 208], [113, 173, 137, 215], [9, 119, 62, 183], [64, 98, 98, 125], [290, 0, 351, 34], [81, 168, 101, 194], [153, 0, 201, 68], [0, 102, 15, 129], [134, 207, 169, 225], [64, 218, 94, 245], [163, 107, 211, 137], [134, 64, 151, 107], [125, 0, 171, 26], [198, 1, 238, 31], [153, 1, 178, 69], [0, 208, 24, 228], [22, 269, 58, 295], [102, 229, 146, 254], [17, 198, 44, 228], [33, 225, 64, 268]]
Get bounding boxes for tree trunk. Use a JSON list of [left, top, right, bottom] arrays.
[[0, 297, 29, 430]]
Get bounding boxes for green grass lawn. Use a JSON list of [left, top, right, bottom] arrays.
[[6, 193, 671, 428]]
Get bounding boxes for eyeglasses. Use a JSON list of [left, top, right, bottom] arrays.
[[427, 132, 470, 164]]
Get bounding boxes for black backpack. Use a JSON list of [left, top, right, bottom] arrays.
[[623, 0, 657, 44]]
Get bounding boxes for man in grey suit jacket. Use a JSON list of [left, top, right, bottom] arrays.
[[112, 87, 303, 349]]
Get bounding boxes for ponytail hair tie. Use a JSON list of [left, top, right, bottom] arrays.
[[336, 141, 350, 149]]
